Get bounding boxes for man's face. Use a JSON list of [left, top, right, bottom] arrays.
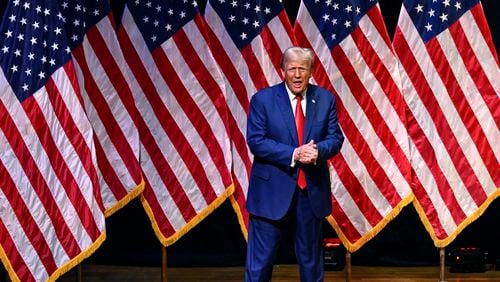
[[282, 58, 312, 95]]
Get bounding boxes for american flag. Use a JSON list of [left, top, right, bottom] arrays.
[[295, 0, 414, 252], [393, 0, 499, 246], [0, 0, 106, 281], [58, 0, 144, 216], [118, 0, 234, 245], [204, 0, 295, 236]]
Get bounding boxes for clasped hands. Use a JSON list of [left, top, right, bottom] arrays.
[[294, 140, 318, 164]]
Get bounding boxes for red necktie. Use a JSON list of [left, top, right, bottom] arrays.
[[295, 95, 307, 189]]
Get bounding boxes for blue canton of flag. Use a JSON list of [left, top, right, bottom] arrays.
[[303, 0, 377, 49], [58, 0, 111, 50], [405, 0, 479, 42], [0, 0, 72, 101], [127, 0, 199, 51], [209, 0, 283, 49]]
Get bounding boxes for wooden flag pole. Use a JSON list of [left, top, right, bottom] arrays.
[[162, 245, 167, 282], [439, 247, 446, 282], [345, 250, 352, 282], [76, 264, 82, 282]]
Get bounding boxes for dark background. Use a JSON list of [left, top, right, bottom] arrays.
[[1, 0, 499, 269]]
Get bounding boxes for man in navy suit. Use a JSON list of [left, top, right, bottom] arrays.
[[245, 47, 344, 281]]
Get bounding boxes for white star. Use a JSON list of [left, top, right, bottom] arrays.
[[61, 2, 69, 9], [244, 3, 250, 9], [156, 5, 162, 12], [428, 9, 435, 17], [443, 0, 450, 7], [32, 21, 40, 29], [43, 8, 50, 16], [49, 58, 56, 66], [93, 9, 100, 16], [455, 2, 461, 10], [439, 13, 448, 22], [240, 32, 247, 40], [331, 33, 336, 40], [72, 34, 79, 41], [254, 5, 260, 13], [264, 7, 271, 14], [14, 49, 21, 57], [332, 18, 338, 25], [11, 65, 18, 72], [252, 21, 259, 28], [151, 35, 157, 42], [75, 4, 82, 11], [1, 46, 8, 53], [356, 7, 361, 14], [25, 68, 32, 75], [73, 19, 80, 26], [54, 27, 62, 35], [22, 84, 29, 91], [142, 16, 149, 23], [322, 14, 330, 21], [17, 33, 24, 41], [30, 37, 37, 45], [165, 24, 172, 31], [13, 0, 20, 6], [192, 1, 198, 7], [5, 30, 12, 38], [23, 2, 30, 9], [8, 14, 16, 22], [51, 43, 59, 50], [41, 56, 47, 63], [242, 17, 249, 24], [231, 1, 238, 8], [180, 11, 186, 19], [38, 72, 46, 79], [425, 23, 432, 31], [333, 3, 339, 10], [20, 18, 27, 25], [345, 5, 352, 13], [168, 9, 174, 15], [36, 6, 42, 13], [344, 20, 351, 28], [28, 53, 35, 60], [229, 15, 236, 22], [154, 20, 159, 27], [415, 4, 424, 13]]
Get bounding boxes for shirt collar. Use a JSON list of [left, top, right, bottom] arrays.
[[284, 83, 307, 103]]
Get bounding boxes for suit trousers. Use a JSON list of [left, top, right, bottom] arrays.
[[245, 187, 324, 282]]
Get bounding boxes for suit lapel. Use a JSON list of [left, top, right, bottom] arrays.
[[304, 86, 317, 143], [276, 83, 299, 145]]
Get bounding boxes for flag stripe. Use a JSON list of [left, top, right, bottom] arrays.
[[81, 24, 143, 184], [393, 0, 499, 244], [119, 3, 233, 244], [0, 217, 35, 282], [72, 46, 141, 191], [0, 160, 58, 275], [117, 25, 198, 221], [470, 4, 500, 66], [0, 96, 83, 259], [43, 78, 102, 241], [424, 39, 488, 205], [153, 49, 219, 204], [393, 33, 469, 225], [172, 25, 232, 188]]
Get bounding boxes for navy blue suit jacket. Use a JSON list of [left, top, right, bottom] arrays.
[[246, 82, 344, 220]]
